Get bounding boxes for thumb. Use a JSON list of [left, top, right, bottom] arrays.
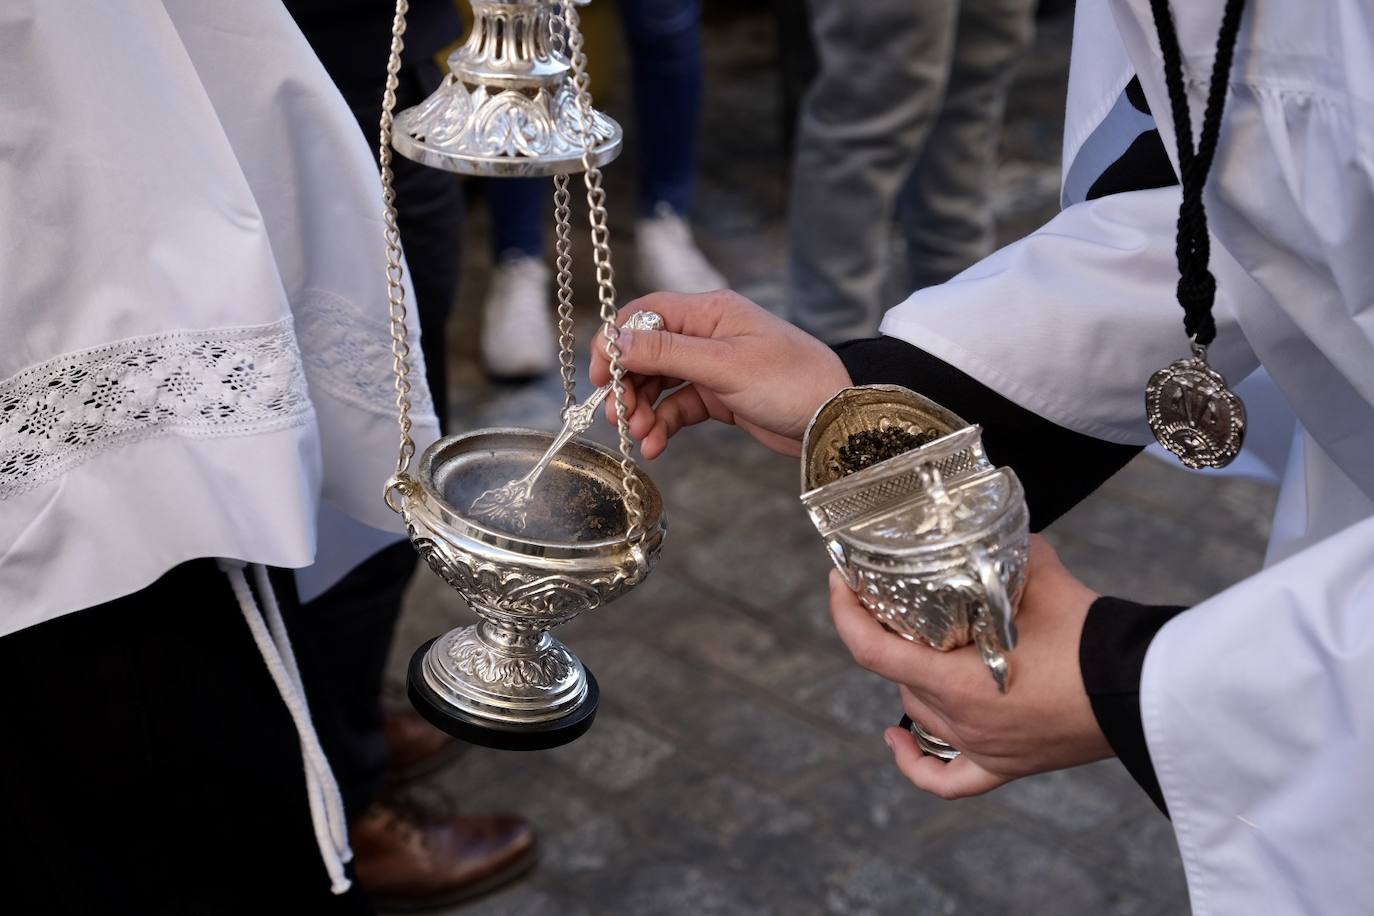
[[605, 327, 740, 394]]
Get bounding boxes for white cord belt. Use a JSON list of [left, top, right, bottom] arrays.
[[218, 559, 353, 895]]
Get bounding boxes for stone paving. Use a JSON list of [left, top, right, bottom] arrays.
[[386, 6, 1279, 914]]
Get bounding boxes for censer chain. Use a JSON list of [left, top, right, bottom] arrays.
[[560, 0, 647, 544], [380, 0, 416, 512], [548, 14, 579, 418], [378, 0, 644, 539], [553, 174, 578, 417]]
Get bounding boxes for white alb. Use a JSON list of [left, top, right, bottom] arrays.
[[880, 2, 1374, 912], [0, 1, 443, 892]]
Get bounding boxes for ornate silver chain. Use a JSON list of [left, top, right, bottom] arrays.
[[548, 8, 579, 417], [559, 0, 645, 543], [379, 0, 643, 542], [552, 174, 578, 416], [380, 0, 416, 514]]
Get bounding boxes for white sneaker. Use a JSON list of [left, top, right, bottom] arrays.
[[634, 203, 727, 294], [481, 256, 557, 380]]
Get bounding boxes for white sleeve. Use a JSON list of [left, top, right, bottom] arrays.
[[0, 2, 436, 630], [879, 186, 1259, 445], [1140, 514, 1374, 915]]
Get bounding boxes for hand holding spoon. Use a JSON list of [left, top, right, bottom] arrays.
[[470, 310, 663, 530]]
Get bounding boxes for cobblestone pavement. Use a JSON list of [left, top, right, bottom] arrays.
[[386, 7, 1278, 914]]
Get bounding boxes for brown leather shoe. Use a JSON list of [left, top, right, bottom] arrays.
[[351, 794, 537, 911], [383, 707, 464, 786]]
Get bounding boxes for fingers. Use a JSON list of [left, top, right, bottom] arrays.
[[626, 377, 663, 440], [594, 324, 738, 393], [828, 571, 911, 683], [614, 291, 732, 338], [604, 374, 657, 431], [829, 572, 991, 710], [591, 295, 708, 386], [828, 571, 946, 686], [884, 727, 1008, 800], [897, 685, 955, 743], [600, 375, 639, 425], [590, 291, 749, 389], [640, 386, 715, 459]]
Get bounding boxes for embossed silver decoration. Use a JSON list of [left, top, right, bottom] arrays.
[[377, 1, 659, 741], [801, 386, 1031, 756], [1146, 343, 1246, 470], [396, 429, 665, 728], [470, 311, 663, 530], [391, 0, 622, 177]]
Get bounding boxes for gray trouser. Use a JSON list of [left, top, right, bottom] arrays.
[[787, 0, 1035, 343]]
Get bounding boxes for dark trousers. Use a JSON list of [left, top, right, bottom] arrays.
[[0, 562, 374, 915], [619, 0, 704, 217]]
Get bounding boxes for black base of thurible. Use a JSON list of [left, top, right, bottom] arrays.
[[406, 637, 599, 751]]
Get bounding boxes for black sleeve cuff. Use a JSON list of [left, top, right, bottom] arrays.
[[833, 336, 1143, 531], [1080, 596, 1188, 815]]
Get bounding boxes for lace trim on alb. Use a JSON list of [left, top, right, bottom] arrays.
[[0, 319, 311, 500], [294, 287, 435, 420]]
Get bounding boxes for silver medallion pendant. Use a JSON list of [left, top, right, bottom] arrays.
[[1145, 344, 1247, 469]]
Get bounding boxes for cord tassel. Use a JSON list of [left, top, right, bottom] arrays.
[[220, 560, 353, 895], [251, 564, 353, 862]]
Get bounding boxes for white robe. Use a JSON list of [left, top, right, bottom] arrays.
[[881, 1, 1374, 912], [0, 0, 440, 635]]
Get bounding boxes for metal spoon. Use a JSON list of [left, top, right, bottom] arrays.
[[469, 310, 663, 530]]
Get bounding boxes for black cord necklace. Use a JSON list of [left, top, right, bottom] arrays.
[[1143, 0, 1249, 469]]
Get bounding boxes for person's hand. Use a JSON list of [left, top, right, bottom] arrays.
[[588, 290, 852, 459], [828, 535, 1112, 799]]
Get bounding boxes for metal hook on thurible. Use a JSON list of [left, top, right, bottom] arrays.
[[384, 473, 414, 515]]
